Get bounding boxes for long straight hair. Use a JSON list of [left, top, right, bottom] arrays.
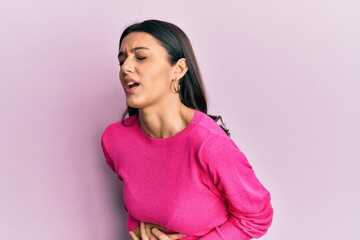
[[119, 19, 230, 136]]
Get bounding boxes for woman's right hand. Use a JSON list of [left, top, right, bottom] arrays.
[[129, 222, 186, 240]]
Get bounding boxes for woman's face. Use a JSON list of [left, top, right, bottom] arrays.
[[118, 32, 176, 110]]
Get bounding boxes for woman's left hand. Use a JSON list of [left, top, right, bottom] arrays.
[[129, 222, 186, 240]]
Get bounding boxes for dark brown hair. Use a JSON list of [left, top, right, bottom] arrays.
[[119, 19, 230, 136]]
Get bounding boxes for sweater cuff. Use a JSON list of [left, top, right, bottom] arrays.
[[128, 213, 140, 232], [199, 220, 250, 240]]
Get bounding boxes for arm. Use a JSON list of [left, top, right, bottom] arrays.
[[101, 134, 140, 231], [124, 203, 140, 232], [198, 135, 273, 240], [101, 132, 116, 172]]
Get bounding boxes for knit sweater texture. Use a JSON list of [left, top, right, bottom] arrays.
[[101, 109, 273, 239]]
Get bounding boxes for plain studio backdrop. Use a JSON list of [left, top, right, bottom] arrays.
[[1, 0, 359, 239]]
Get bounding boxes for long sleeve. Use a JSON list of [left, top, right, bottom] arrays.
[[101, 133, 116, 173], [100, 111, 273, 238], [128, 213, 140, 231], [102, 131, 140, 232], [124, 203, 140, 231], [198, 134, 273, 240]]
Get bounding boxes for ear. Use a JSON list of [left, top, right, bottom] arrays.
[[173, 58, 188, 80]]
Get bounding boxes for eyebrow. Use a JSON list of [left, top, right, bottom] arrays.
[[118, 47, 150, 58]]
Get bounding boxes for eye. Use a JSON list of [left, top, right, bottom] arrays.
[[118, 57, 125, 66], [135, 54, 146, 61], [118, 56, 147, 67]]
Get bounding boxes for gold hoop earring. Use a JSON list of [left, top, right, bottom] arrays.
[[172, 79, 180, 93]]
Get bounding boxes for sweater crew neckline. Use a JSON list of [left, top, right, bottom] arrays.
[[132, 109, 201, 147]]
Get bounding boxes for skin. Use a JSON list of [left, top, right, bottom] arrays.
[[118, 32, 193, 239], [129, 222, 186, 240]]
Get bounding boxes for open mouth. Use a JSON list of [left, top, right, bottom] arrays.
[[127, 82, 140, 89]]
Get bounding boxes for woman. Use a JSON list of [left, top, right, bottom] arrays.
[[101, 19, 273, 240]]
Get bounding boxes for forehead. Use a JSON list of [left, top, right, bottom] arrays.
[[119, 32, 163, 51]]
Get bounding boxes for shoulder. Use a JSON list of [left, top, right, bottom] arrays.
[[191, 111, 243, 157], [101, 115, 137, 144], [196, 133, 252, 177], [198, 133, 238, 158], [189, 110, 233, 148], [194, 113, 249, 169], [191, 110, 229, 139]]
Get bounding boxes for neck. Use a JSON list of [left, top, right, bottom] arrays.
[[137, 103, 195, 138]]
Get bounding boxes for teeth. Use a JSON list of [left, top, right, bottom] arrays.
[[126, 81, 139, 89]]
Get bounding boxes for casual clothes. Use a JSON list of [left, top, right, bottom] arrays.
[[101, 109, 273, 239]]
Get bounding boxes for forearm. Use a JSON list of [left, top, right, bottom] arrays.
[[198, 134, 274, 239]]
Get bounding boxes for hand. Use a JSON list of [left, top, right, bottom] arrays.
[[133, 222, 168, 239], [129, 222, 186, 240]]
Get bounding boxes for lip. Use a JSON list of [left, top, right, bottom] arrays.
[[123, 77, 140, 94], [124, 77, 140, 85], [124, 84, 139, 94]]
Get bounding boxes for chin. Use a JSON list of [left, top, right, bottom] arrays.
[[126, 99, 142, 109]]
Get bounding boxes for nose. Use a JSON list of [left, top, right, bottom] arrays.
[[121, 58, 134, 73]]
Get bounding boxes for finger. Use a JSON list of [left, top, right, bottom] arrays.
[[129, 231, 140, 240], [145, 222, 168, 232], [168, 233, 187, 239], [140, 222, 150, 240], [151, 224, 168, 232], [144, 223, 158, 240], [151, 228, 171, 240], [134, 225, 141, 237]]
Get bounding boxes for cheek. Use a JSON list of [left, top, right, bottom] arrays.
[[119, 68, 125, 79], [149, 75, 172, 93], [152, 65, 173, 82], [136, 60, 174, 90]]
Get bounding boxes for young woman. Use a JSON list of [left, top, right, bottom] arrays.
[[101, 19, 273, 240]]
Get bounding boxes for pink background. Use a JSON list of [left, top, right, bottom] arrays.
[[1, 0, 359, 239]]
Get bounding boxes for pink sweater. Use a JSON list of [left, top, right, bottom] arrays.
[[101, 109, 273, 239]]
